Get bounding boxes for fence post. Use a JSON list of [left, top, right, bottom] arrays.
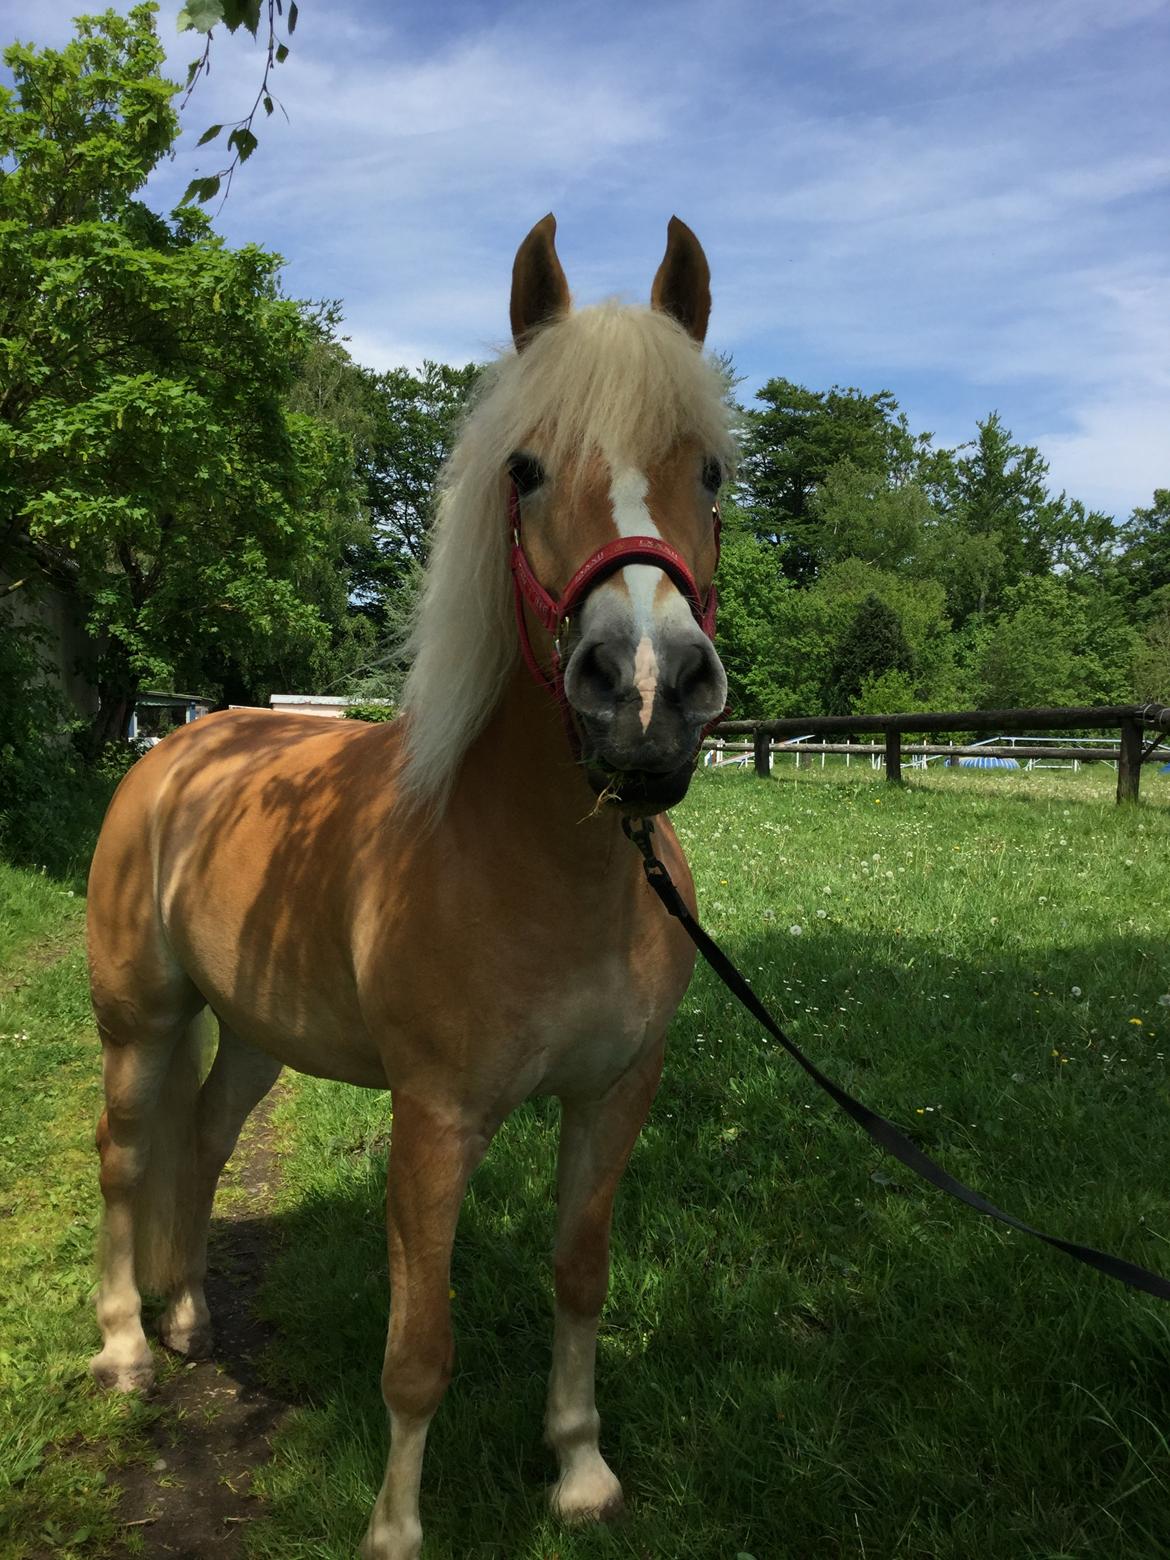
[[754, 729, 771, 778], [885, 729, 903, 784], [1117, 718, 1143, 804]]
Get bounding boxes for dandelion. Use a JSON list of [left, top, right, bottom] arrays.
[[1071, 986, 1082, 998], [1158, 994, 1170, 1008], [789, 924, 803, 936], [816, 908, 827, 919]]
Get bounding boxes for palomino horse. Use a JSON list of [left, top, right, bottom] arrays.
[[88, 214, 735, 1557]]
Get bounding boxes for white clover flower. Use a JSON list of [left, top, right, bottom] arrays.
[[1158, 994, 1170, 1008], [816, 908, 827, 919], [788, 924, 803, 936], [1071, 986, 1082, 998]]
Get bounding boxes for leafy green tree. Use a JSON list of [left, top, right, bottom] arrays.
[[709, 503, 800, 717], [925, 415, 1115, 623], [0, 6, 368, 744], [806, 459, 934, 575], [823, 592, 915, 715], [739, 380, 919, 585], [351, 361, 480, 618], [1117, 489, 1170, 613], [972, 576, 1139, 709], [1132, 601, 1170, 703]]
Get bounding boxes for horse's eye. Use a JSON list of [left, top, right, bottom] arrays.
[[508, 452, 546, 496], [701, 457, 724, 493]]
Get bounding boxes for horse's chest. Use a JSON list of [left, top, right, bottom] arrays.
[[521, 959, 668, 1098]]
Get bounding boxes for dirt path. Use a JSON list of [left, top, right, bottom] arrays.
[[112, 1086, 292, 1559]]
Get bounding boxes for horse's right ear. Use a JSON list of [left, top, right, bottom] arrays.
[[510, 214, 570, 350]]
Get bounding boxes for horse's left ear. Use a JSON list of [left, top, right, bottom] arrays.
[[650, 216, 711, 344]]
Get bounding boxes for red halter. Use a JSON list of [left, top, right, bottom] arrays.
[[507, 481, 721, 706]]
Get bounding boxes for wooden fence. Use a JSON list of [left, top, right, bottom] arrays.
[[712, 704, 1170, 804]]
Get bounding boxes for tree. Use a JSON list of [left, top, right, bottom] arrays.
[[1132, 600, 1170, 703], [806, 459, 934, 575], [738, 379, 919, 586], [0, 6, 369, 745], [823, 593, 915, 715], [350, 361, 480, 620], [924, 415, 1116, 623], [972, 576, 1139, 709], [1117, 489, 1170, 612]]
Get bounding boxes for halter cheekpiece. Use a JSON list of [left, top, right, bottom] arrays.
[[507, 480, 721, 705]]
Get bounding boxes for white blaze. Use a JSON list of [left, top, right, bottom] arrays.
[[632, 635, 659, 732], [609, 467, 663, 728]]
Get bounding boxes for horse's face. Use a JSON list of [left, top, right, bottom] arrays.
[[512, 442, 727, 810], [509, 216, 729, 813]]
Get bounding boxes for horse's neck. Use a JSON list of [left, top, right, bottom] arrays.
[[452, 665, 626, 873]]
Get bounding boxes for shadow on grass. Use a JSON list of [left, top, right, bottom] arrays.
[[206, 922, 1170, 1559]]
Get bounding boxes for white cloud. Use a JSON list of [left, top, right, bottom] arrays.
[[3, 0, 1166, 517]]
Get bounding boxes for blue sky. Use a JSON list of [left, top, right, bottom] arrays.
[[4, 0, 1168, 520]]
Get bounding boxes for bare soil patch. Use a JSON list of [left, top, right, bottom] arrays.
[[110, 1085, 292, 1559]]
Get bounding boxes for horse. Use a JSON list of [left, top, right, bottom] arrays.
[[87, 213, 735, 1559]]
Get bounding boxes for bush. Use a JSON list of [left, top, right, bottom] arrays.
[[343, 702, 397, 723]]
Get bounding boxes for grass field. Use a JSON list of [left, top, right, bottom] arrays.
[[2, 761, 1170, 1557]]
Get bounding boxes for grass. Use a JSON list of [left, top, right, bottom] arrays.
[[247, 763, 1170, 1559], [0, 859, 162, 1558], [1, 761, 1169, 1556]]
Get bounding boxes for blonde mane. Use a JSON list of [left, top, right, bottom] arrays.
[[398, 301, 737, 813]]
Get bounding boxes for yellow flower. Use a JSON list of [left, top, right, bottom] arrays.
[[1129, 1018, 1144, 1026], [449, 1288, 457, 1300], [915, 1107, 925, 1115]]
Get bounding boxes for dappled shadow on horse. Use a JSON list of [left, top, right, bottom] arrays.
[[87, 213, 734, 1557]]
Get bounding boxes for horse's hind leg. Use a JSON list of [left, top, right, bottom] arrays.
[[158, 1020, 281, 1358], [546, 1045, 664, 1523], [91, 1002, 205, 1392]]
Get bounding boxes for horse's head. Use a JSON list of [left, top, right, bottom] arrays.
[[507, 215, 732, 813]]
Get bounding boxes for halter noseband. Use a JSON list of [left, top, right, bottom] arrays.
[[507, 480, 721, 705]]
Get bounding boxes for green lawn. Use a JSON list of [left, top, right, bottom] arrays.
[[0, 860, 161, 1558], [2, 762, 1170, 1557]]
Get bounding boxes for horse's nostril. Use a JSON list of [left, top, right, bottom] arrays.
[[567, 638, 627, 715], [669, 637, 726, 722]]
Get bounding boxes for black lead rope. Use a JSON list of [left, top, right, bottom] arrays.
[[623, 815, 1170, 1303]]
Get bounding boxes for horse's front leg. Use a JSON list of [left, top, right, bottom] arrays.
[[361, 1091, 489, 1560], [547, 1044, 664, 1524]]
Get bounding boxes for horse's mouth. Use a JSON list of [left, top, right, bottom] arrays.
[[583, 756, 698, 814]]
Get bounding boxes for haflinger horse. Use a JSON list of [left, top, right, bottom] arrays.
[[88, 214, 735, 1558]]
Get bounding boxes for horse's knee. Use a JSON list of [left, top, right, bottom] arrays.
[[381, 1329, 454, 1421], [554, 1226, 611, 1318]]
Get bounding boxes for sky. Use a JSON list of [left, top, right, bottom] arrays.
[[3, 0, 1168, 521]]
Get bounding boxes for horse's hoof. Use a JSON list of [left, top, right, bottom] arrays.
[[159, 1321, 213, 1359], [89, 1348, 155, 1394], [550, 1461, 625, 1525]]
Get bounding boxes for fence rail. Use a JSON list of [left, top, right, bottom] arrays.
[[710, 704, 1170, 804]]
